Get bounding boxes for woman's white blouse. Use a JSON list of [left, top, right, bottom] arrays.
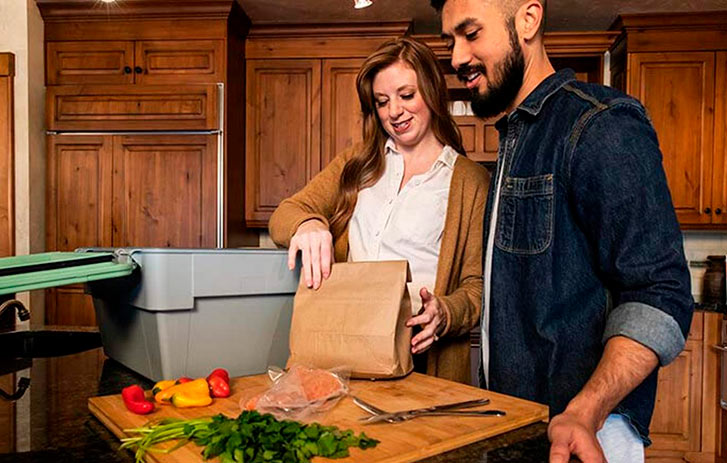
[[348, 139, 455, 312]]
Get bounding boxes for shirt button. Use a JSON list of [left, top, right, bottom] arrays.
[[375, 231, 380, 237]]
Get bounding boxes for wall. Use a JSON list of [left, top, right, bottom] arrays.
[[0, 0, 46, 322], [683, 231, 727, 303]]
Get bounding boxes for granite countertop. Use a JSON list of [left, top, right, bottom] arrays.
[[0, 328, 563, 463]]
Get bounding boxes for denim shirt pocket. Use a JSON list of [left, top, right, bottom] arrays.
[[496, 173, 554, 255]]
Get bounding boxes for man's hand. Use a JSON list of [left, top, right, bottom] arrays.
[[406, 288, 445, 354], [288, 219, 333, 289], [547, 335, 659, 463], [548, 411, 606, 463]]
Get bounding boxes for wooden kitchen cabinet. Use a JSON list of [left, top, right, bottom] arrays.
[[646, 311, 724, 463], [243, 23, 409, 227], [38, 0, 253, 325], [45, 133, 217, 325], [46, 39, 224, 85], [628, 52, 715, 226], [610, 13, 727, 229], [245, 59, 321, 227], [46, 41, 135, 85], [111, 134, 217, 248], [713, 52, 727, 227], [322, 58, 365, 167]]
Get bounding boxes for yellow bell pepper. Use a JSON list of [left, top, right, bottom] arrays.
[[151, 380, 176, 396], [154, 378, 209, 403], [170, 391, 213, 408]]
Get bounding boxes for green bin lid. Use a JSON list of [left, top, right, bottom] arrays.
[[0, 252, 136, 295]]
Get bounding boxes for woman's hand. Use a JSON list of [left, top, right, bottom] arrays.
[[288, 219, 334, 290], [406, 287, 446, 354]]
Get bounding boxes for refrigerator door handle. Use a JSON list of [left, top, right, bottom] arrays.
[[216, 82, 225, 249]]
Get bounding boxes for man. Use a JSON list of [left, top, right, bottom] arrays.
[[429, 1, 694, 462]]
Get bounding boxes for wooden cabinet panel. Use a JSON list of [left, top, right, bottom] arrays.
[[46, 135, 112, 326], [0, 373, 14, 453], [0, 54, 14, 258], [111, 135, 217, 248], [649, 338, 703, 452], [452, 116, 498, 163], [628, 52, 715, 226], [321, 58, 363, 167], [135, 40, 225, 85], [46, 84, 219, 131], [46, 135, 112, 251], [46, 41, 134, 85], [47, 285, 97, 326], [245, 60, 321, 227], [713, 52, 727, 225]]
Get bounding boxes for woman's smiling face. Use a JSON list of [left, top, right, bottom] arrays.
[[372, 60, 434, 150]]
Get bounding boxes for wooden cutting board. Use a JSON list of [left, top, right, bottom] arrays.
[[89, 372, 548, 463]]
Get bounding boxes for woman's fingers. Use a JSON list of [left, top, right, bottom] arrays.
[[299, 236, 313, 288], [289, 220, 333, 289], [287, 240, 300, 271], [309, 236, 322, 289], [320, 235, 333, 280]]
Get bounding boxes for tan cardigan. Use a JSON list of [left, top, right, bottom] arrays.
[[269, 146, 490, 384]]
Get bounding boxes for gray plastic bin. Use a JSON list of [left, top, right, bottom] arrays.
[[81, 248, 299, 382]]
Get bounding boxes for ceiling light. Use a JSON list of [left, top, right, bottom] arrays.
[[354, 0, 373, 9], [100, 0, 116, 3]]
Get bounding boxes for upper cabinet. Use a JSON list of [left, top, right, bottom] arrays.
[[610, 12, 727, 229], [47, 40, 225, 85], [244, 23, 410, 227]]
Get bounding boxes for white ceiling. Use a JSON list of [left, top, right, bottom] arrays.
[[238, 0, 727, 32]]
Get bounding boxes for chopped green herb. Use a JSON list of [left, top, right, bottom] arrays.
[[120, 411, 379, 463]]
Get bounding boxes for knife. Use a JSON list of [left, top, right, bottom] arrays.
[[358, 397, 491, 423]]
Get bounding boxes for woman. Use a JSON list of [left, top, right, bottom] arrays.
[[269, 37, 489, 384]]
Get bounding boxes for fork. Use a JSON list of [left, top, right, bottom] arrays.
[[353, 396, 404, 423]]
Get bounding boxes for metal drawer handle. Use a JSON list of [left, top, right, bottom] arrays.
[[714, 344, 727, 352]]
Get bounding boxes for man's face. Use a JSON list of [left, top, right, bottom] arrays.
[[441, 0, 525, 119]]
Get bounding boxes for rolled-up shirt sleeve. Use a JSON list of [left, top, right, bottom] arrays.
[[567, 100, 694, 366], [603, 301, 685, 365]]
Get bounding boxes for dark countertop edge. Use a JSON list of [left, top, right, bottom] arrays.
[[695, 302, 727, 314]]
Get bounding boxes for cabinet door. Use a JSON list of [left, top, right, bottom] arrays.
[[453, 116, 499, 163], [322, 58, 363, 167], [135, 40, 225, 85], [628, 52, 715, 226], [648, 320, 703, 453], [46, 135, 113, 326], [713, 52, 727, 225], [245, 60, 321, 227], [111, 134, 217, 248], [46, 41, 134, 85]]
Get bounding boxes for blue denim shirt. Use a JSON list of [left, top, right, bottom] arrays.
[[481, 69, 694, 444]]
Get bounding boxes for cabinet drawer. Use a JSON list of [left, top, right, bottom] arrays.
[[135, 40, 225, 84], [46, 84, 219, 131], [47, 41, 134, 85]]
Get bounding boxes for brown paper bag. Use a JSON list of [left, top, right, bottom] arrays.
[[287, 260, 414, 379]]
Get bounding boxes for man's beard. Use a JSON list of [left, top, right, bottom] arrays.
[[458, 22, 525, 119]]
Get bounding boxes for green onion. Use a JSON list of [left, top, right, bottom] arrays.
[[120, 411, 379, 463]]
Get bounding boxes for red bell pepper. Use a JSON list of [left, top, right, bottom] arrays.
[[207, 375, 230, 398], [175, 376, 193, 385], [121, 385, 154, 415]]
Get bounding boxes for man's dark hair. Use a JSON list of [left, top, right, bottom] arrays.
[[430, 0, 445, 12], [430, 0, 547, 36]]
